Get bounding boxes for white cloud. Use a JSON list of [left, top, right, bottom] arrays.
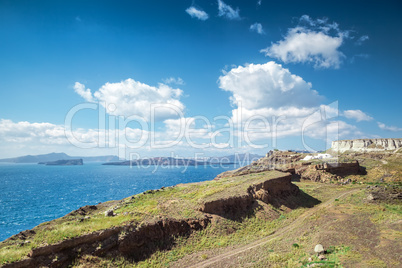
[[217, 0, 240, 20], [0, 119, 150, 158], [257, 0, 262, 6], [0, 118, 219, 158], [164, 117, 213, 142], [218, 62, 364, 150], [356, 35, 369, 45], [185, 6, 209, 21], [377, 122, 402, 132], [163, 77, 185, 85], [74, 82, 94, 102], [74, 79, 185, 121], [218, 61, 323, 110], [261, 15, 348, 69], [250, 23, 265, 35], [343, 109, 373, 122], [0, 119, 67, 145]]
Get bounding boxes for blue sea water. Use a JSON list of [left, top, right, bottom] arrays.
[[0, 162, 237, 242]]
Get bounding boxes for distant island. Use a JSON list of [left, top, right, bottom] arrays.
[[103, 153, 263, 166], [38, 159, 83, 166], [103, 157, 234, 166], [0, 152, 119, 163]]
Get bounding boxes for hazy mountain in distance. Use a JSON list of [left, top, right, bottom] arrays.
[[0, 152, 120, 163]]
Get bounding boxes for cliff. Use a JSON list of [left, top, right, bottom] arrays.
[[215, 150, 366, 183], [331, 139, 402, 153]]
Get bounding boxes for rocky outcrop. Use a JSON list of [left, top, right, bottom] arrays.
[[331, 139, 402, 153], [215, 150, 304, 180], [2, 218, 210, 268], [215, 150, 366, 183], [295, 161, 366, 183], [200, 173, 299, 218], [366, 185, 402, 202]]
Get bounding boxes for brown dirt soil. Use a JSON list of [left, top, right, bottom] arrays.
[[172, 189, 361, 268]]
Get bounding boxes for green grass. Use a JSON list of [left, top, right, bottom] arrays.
[[67, 181, 402, 267], [0, 170, 288, 264], [132, 207, 308, 267], [2, 163, 400, 267]]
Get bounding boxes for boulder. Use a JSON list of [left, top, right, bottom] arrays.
[[314, 244, 324, 254], [105, 210, 115, 217]]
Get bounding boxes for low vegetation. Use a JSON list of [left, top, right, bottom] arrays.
[[1, 150, 401, 267]]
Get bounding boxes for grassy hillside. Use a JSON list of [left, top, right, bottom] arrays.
[[1, 152, 400, 267], [0, 171, 291, 264]]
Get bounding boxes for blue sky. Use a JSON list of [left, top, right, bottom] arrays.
[[0, 0, 401, 158]]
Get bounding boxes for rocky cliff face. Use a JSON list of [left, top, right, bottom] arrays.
[[2, 218, 211, 268], [215, 150, 366, 183], [331, 139, 402, 153], [200, 173, 299, 218]]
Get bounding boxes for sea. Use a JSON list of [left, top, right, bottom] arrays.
[[0, 162, 238, 242]]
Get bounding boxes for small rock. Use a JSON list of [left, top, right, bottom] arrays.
[[18, 240, 31, 247], [314, 244, 324, 254], [308, 257, 312, 262], [318, 254, 326, 260], [367, 193, 376, 200], [105, 210, 115, 217]]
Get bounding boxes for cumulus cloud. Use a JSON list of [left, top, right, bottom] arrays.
[[261, 15, 349, 69], [218, 61, 323, 110], [377, 122, 402, 132], [343, 109, 373, 122], [0, 119, 67, 145], [0, 119, 153, 157], [250, 23, 265, 35], [164, 117, 213, 143], [217, 0, 240, 20], [74, 82, 94, 102], [185, 6, 209, 21], [74, 79, 185, 121], [163, 77, 185, 85], [218, 62, 363, 150]]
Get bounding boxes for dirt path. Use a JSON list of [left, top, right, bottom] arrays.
[[187, 188, 361, 268]]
